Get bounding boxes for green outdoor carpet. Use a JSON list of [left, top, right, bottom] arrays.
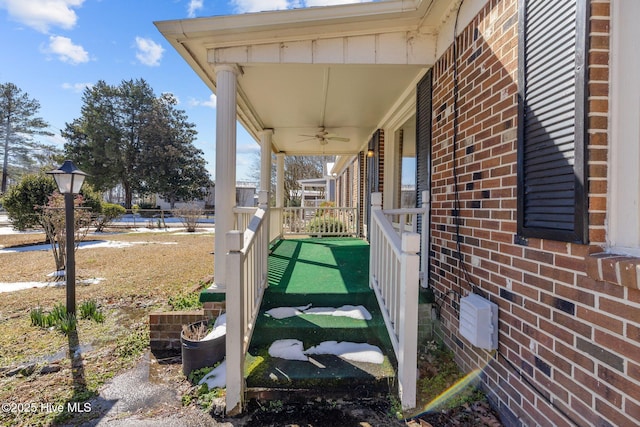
[[246, 237, 396, 395]]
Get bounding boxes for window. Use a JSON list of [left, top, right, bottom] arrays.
[[608, 0, 640, 255], [517, 0, 589, 243]]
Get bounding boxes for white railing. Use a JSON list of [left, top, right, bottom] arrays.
[[234, 206, 256, 234], [234, 205, 283, 244], [369, 192, 426, 410], [282, 206, 357, 236], [226, 197, 270, 415], [268, 207, 283, 243]]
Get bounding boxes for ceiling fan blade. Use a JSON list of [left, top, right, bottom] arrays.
[[299, 134, 318, 138], [296, 137, 317, 143], [327, 136, 350, 142]]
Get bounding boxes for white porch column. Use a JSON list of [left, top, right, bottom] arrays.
[[213, 64, 241, 288], [260, 130, 273, 194], [276, 152, 285, 208]]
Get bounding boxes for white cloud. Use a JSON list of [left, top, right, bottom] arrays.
[[134, 37, 164, 66], [231, 0, 291, 13], [62, 82, 93, 93], [187, 0, 204, 17], [0, 0, 84, 33], [230, 0, 371, 13], [305, 0, 370, 5], [46, 35, 89, 64], [136, 37, 164, 67], [188, 94, 217, 109]]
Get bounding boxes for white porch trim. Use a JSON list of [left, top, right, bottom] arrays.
[[276, 152, 285, 208], [260, 130, 273, 194], [213, 64, 241, 289]]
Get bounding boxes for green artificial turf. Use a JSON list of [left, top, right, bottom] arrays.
[[246, 237, 397, 393]]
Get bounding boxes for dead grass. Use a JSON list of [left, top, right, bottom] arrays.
[[0, 228, 214, 426]]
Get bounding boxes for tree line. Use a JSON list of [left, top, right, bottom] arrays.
[[0, 79, 210, 209]]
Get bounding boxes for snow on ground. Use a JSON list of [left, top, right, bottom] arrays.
[[304, 305, 372, 320], [268, 339, 384, 364], [0, 240, 178, 254], [305, 341, 384, 364], [198, 360, 227, 389], [0, 277, 105, 293], [202, 313, 227, 341], [268, 339, 309, 361], [265, 304, 372, 320], [265, 304, 312, 319]]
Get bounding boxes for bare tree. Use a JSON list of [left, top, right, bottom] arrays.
[[247, 153, 333, 206]]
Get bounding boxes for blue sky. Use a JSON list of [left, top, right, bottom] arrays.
[[0, 0, 372, 180]]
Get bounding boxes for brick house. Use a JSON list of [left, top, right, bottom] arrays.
[[158, 0, 640, 423]]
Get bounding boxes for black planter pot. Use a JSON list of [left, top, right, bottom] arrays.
[[181, 320, 226, 377]]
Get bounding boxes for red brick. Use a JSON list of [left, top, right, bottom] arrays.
[[594, 329, 640, 362], [553, 371, 593, 404], [574, 368, 622, 407], [576, 306, 623, 334], [599, 297, 640, 324], [540, 318, 575, 345], [625, 398, 640, 422], [598, 365, 640, 404], [595, 398, 637, 427]]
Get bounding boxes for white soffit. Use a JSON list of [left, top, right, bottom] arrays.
[[155, 0, 481, 155]]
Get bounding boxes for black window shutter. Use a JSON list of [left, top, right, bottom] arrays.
[[517, 0, 589, 243], [416, 69, 432, 234]]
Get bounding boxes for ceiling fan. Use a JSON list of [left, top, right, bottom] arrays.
[[298, 128, 350, 145]]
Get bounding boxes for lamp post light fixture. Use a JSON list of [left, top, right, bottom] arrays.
[[47, 160, 88, 315]]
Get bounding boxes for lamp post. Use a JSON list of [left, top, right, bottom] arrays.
[[48, 160, 87, 315]]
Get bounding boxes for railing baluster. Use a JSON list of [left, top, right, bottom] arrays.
[[368, 192, 423, 410]]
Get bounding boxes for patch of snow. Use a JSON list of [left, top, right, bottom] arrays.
[[0, 277, 104, 293], [304, 305, 372, 320], [0, 240, 177, 254], [198, 360, 226, 389], [0, 282, 63, 293], [264, 304, 372, 320], [265, 303, 312, 319], [202, 313, 226, 341], [268, 339, 308, 361], [80, 277, 105, 285], [305, 341, 384, 364]]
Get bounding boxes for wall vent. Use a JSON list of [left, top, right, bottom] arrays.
[[459, 293, 498, 350]]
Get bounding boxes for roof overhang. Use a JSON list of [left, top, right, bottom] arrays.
[[155, 0, 464, 156]]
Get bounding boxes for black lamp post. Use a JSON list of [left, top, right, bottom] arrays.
[[48, 160, 87, 315]]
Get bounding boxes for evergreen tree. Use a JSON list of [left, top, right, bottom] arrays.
[[62, 79, 209, 208], [0, 82, 57, 193], [139, 93, 210, 207]]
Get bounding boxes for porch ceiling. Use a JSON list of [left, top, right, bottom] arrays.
[[155, 0, 459, 156], [237, 63, 424, 155]]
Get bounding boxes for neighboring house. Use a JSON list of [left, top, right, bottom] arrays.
[[297, 173, 336, 207], [155, 182, 257, 210], [157, 0, 640, 425]]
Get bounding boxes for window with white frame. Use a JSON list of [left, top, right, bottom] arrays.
[[607, 0, 640, 256]]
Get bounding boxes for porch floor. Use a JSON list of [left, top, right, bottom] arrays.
[[245, 237, 397, 399]]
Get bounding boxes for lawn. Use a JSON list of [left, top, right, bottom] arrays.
[[0, 228, 214, 426]]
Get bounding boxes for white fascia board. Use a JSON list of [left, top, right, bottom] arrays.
[[155, 0, 428, 47]]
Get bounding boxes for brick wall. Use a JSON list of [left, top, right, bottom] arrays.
[[149, 311, 208, 351], [429, 0, 640, 426], [149, 303, 225, 351]]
